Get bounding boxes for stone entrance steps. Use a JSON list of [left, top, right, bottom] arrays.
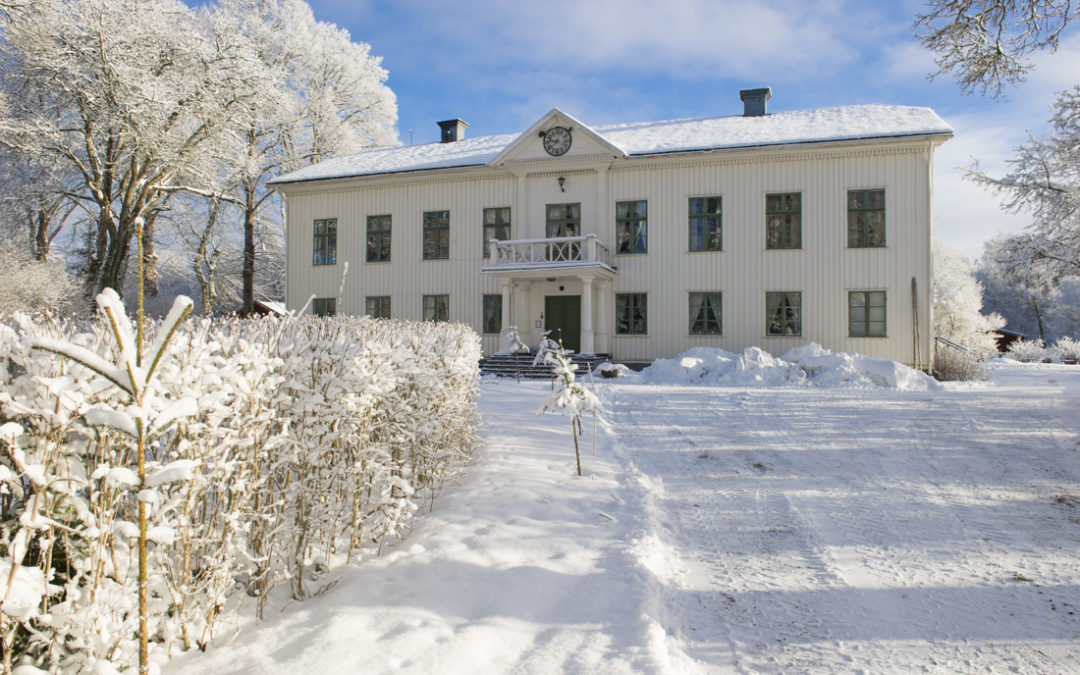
[[479, 352, 612, 380]]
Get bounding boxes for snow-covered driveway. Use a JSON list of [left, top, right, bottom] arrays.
[[610, 363, 1080, 673], [170, 362, 1080, 674]]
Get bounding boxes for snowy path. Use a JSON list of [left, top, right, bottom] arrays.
[[166, 382, 661, 674], [169, 362, 1080, 674]]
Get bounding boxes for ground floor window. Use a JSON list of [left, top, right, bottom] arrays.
[[849, 290, 886, 337], [423, 294, 449, 322], [312, 297, 336, 317], [616, 293, 647, 335], [482, 294, 502, 334], [365, 295, 391, 319], [766, 291, 801, 336], [689, 292, 722, 335]]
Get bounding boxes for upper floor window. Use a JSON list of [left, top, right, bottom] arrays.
[[766, 193, 801, 249], [366, 215, 391, 263], [546, 203, 580, 238], [689, 197, 722, 251], [423, 210, 450, 260], [365, 295, 391, 319], [766, 291, 802, 336], [483, 207, 511, 257], [849, 291, 886, 337], [847, 189, 885, 248], [689, 292, 722, 335], [312, 218, 337, 266], [423, 294, 449, 322], [616, 293, 647, 335], [482, 294, 502, 334], [615, 200, 648, 254], [312, 297, 336, 317]]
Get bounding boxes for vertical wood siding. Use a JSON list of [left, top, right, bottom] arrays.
[[283, 141, 935, 366]]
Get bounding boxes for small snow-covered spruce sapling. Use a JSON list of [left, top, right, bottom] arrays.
[[537, 345, 602, 476], [502, 325, 529, 382], [532, 330, 561, 389], [28, 218, 196, 675]]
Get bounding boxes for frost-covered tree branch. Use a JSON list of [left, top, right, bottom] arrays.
[[915, 0, 1076, 97], [964, 86, 1080, 277]]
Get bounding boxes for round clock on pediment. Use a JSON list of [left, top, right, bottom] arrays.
[[543, 126, 572, 156]]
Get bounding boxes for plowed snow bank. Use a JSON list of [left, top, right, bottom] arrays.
[[633, 343, 937, 390]]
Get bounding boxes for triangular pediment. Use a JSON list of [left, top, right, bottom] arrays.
[[489, 108, 626, 167]]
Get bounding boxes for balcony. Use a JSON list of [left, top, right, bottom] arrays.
[[482, 234, 614, 274]]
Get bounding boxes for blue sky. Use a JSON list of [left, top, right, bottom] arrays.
[[308, 0, 1079, 260]]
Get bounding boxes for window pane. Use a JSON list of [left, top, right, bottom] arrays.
[[616, 293, 647, 335], [483, 295, 501, 333], [313, 218, 337, 265], [689, 197, 722, 251], [689, 292, 721, 335], [766, 292, 801, 336], [848, 189, 885, 248], [616, 200, 647, 254], [766, 193, 801, 250]]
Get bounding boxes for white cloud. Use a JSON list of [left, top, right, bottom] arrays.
[[933, 113, 1032, 260]]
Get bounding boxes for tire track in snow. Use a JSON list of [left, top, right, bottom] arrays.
[[605, 372, 1080, 674]]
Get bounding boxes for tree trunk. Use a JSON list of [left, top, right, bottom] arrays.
[[141, 215, 159, 299], [33, 209, 50, 262], [572, 418, 581, 476], [242, 185, 257, 315]]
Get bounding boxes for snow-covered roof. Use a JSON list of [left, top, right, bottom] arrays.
[[271, 104, 952, 185]]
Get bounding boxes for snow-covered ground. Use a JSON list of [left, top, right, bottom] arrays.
[[167, 360, 1080, 674]]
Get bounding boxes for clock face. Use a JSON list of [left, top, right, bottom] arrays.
[[543, 126, 572, 156]]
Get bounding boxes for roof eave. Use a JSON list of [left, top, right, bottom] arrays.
[[623, 130, 954, 159]]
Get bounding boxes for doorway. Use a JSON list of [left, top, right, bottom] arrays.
[[545, 295, 581, 353]]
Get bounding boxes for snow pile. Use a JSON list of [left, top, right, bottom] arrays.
[[635, 344, 937, 390]]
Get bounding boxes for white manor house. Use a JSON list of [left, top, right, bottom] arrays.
[[272, 88, 952, 368]]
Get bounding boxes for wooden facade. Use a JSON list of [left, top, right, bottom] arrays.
[[274, 103, 951, 367]]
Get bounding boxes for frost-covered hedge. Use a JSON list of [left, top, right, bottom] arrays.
[[0, 310, 480, 672]]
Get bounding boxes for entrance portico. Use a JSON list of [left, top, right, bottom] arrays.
[[483, 234, 616, 354]]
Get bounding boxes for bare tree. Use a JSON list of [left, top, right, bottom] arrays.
[[0, 0, 258, 307], [968, 87, 1080, 276], [212, 0, 397, 314], [916, 0, 1076, 97]]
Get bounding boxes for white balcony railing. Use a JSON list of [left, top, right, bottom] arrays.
[[486, 234, 612, 269]]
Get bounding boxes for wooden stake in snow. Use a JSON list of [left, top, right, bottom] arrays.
[[536, 346, 602, 476]]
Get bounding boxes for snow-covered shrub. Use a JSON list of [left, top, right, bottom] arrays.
[[933, 240, 1004, 381], [502, 325, 528, 354], [1006, 338, 1048, 363], [934, 344, 991, 381], [596, 361, 630, 379], [0, 243, 81, 316], [0, 307, 481, 670], [1050, 337, 1080, 364]]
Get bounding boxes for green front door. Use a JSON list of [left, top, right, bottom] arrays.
[[545, 295, 581, 353]]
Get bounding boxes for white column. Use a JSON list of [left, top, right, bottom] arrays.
[[581, 277, 595, 354], [500, 279, 512, 348], [596, 279, 611, 355]]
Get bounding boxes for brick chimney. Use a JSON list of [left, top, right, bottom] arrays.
[[739, 88, 772, 117], [437, 118, 469, 143]]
